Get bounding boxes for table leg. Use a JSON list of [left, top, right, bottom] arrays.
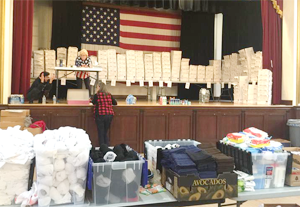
[[218, 202, 222, 207], [236, 201, 241, 207], [56, 70, 59, 98]]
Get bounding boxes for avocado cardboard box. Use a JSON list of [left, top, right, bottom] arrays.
[[283, 147, 300, 186], [272, 138, 291, 147], [0, 110, 30, 117], [161, 167, 237, 202]]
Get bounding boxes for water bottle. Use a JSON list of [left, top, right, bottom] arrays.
[[53, 95, 57, 104], [42, 95, 46, 104], [20, 95, 24, 104]]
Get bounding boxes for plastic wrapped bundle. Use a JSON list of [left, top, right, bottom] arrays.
[[34, 127, 92, 207], [0, 126, 35, 205]]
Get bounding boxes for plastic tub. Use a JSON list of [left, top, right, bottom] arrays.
[[144, 139, 201, 172], [252, 153, 289, 189], [91, 151, 144, 205], [287, 119, 300, 147]]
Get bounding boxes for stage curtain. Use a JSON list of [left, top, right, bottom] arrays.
[[51, 1, 82, 51], [11, 0, 34, 96], [0, 0, 5, 103], [261, 0, 283, 104], [178, 11, 215, 100], [222, 0, 262, 56]]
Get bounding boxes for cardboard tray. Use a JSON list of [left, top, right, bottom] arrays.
[[161, 167, 238, 202]]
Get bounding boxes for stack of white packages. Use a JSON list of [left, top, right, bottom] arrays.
[[222, 56, 231, 83], [238, 47, 254, 77], [153, 52, 162, 81], [234, 76, 248, 104], [126, 50, 136, 81], [35, 127, 92, 207], [247, 83, 258, 104], [144, 54, 154, 80], [205, 66, 214, 83], [230, 53, 239, 82], [89, 56, 98, 67], [135, 51, 145, 80], [97, 50, 108, 80], [189, 65, 197, 82], [67, 47, 78, 67], [44, 50, 56, 75], [257, 69, 272, 105], [161, 52, 171, 81], [171, 51, 181, 82], [117, 54, 126, 81], [211, 60, 221, 83], [57, 47, 67, 63], [249, 51, 263, 82], [33, 50, 44, 78], [0, 126, 35, 205], [107, 49, 117, 80], [180, 58, 190, 82], [197, 65, 206, 82]]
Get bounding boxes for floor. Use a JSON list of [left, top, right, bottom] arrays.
[[188, 196, 300, 207]]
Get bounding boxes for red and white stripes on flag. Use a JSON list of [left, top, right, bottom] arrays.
[[82, 7, 181, 53], [118, 10, 181, 52]]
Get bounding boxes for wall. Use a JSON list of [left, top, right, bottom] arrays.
[[282, 0, 297, 104]]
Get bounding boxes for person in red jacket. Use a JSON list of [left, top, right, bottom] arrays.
[[92, 81, 117, 145]]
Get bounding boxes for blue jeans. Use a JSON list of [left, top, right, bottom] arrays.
[[95, 115, 113, 146]]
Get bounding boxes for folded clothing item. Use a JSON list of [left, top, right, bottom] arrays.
[[199, 171, 217, 179]]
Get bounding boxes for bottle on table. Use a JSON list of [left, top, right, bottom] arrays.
[[42, 95, 46, 104], [53, 95, 57, 104]]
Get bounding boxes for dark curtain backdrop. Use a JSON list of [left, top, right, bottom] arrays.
[[84, 0, 223, 12], [51, 1, 83, 50], [261, 0, 283, 104], [178, 12, 215, 100], [222, 0, 262, 55], [12, 0, 34, 96]]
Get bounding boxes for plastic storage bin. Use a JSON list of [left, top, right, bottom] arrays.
[[91, 152, 144, 205], [0, 161, 32, 205], [252, 153, 289, 189], [144, 139, 201, 172], [287, 119, 300, 147]]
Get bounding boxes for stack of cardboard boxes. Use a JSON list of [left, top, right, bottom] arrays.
[[0, 110, 42, 135], [284, 147, 300, 187]]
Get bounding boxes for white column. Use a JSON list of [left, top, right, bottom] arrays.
[[2, 0, 13, 104], [214, 13, 223, 98], [282, 0, 297, 105]]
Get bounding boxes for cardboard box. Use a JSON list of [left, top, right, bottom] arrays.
[[284, 147, 300, 186], [0, 121, 25, 129], [273, 139, 291, 147], [24, 127, 43, 136], [0, 116, 26, 122], [162, 167, 237, 201], [0, 110, 30, 117]]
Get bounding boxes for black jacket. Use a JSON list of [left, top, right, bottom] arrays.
[[27, 78, 52, 95]]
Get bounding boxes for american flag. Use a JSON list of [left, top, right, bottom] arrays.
[[81, 5, 181, 53]]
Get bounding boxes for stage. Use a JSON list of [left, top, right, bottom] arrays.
[[0, 102, 296, 151]]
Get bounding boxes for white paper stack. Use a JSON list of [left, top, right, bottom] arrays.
[[90, 56, 98, 67], [44, 50, 56, 75], [57, 47, 67, 62], [180, 58, 189, 82], [222, 56, 231, 83], [171, 51, 182, 82], [107, 49, 117, 80], [189, 65, 197, 82], [257, 69, 272, 105], [162, 52, 171, 81], [144, 54, 154, 81], [247, 83, 258, 104], [197, 65, 206, 82], [117, 54, 126, 81], [238, 47, 254, 78], [126, 50, 136, 81], [98, 50, 108, 80], [135, 51, 145, 80], [33, 50, 44, 77], [205, 66, 214, 83], [211, 60, 221, 83], [153, 52, 162, 81], [234, 76, 248, 104], [230, 53, 239, 82], [249, 51, 263, 82], [67, 47, 78, 67]]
